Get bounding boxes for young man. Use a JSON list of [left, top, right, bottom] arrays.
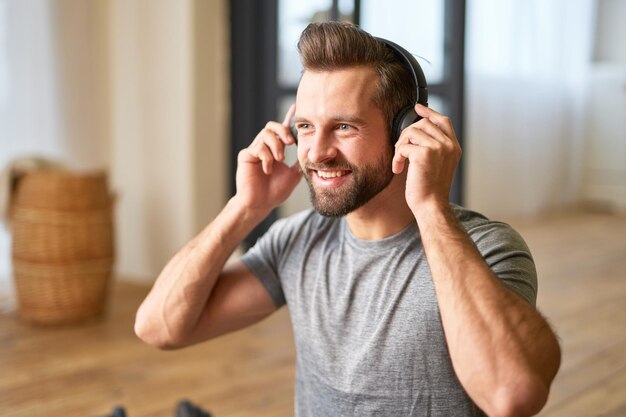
[[135, 22, 561, 417]]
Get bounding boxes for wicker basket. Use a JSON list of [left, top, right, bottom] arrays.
[[10, 171, 114, 325]]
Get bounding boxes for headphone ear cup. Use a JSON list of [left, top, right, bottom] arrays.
[[391, 106, 421, 143]]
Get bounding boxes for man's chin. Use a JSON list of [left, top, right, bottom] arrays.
[[313, 205, 349, 218], [311, 197, 351, 217], [308, 189, 354, 217]]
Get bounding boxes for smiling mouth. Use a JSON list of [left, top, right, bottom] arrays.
[[315, 169, 350, 179]]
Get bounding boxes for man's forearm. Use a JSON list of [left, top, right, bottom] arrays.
[[415, 202, 561, 416], [134, 196, 268, 348]]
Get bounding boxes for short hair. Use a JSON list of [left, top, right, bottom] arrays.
[[297, 21, 416, 139]]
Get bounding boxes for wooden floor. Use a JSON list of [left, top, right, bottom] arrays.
[[1, 210, 625, 417]]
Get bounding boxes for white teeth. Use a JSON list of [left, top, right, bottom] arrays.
[[317, 170, 346, 179]]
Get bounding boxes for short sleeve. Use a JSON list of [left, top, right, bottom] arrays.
[[240, 219, 289, 308], [467, 222, 538, 306]]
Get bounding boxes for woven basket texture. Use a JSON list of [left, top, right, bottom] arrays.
[[11, 171, 114, 325]]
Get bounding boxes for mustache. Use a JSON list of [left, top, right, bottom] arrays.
[[303, 161, 354, 172]]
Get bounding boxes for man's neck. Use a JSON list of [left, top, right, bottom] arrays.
[[345, 174, 414, 240]]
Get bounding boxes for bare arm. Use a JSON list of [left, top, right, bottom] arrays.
[[394, 104, 561, 417], [416, 203, 560, 417], [134, 198, 274, 349], [135, 105, 301, 349]]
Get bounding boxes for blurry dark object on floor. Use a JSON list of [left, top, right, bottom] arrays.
[[176, 399, 213, 417], [106, 406, 127, 417], [103, 400, 212, 417]]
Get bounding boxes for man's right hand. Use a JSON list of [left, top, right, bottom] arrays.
[[235, 104, 302, 215], [135, 106, 301, 350]]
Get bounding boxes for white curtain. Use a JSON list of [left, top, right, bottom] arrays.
[[465, 0, 597, 217]]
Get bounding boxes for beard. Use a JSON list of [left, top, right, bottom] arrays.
[[301, 150, 394, 217]]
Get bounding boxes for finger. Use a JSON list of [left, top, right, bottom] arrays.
[[282, 103, 296, 126], [392, 145, 411, 174], [290, 161, 303, 174], [237, 148, 256, 164], [238, 145, 274, 175], [254, 145, 274, 175], [285, 167, 303, 193], [282, 104, 297, 144], [260, 130, 286, 162], [265, 121, 295, 145], [411, 119, 450, 146], [397, 126, 443, 150], [393, 141, 438, 175], [414, 104, 456, 139]]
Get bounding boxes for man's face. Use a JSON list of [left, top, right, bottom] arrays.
[[294, 67, 394, 217]]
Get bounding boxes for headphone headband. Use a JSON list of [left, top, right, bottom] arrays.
[[375, 37, 429, 142], [375, 37, 428, 107]]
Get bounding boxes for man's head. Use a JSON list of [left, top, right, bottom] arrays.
[[297, 22, 416, 138], [294, 22, 415, 217]]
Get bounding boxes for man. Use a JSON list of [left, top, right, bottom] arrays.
[[135, 22, 561, 417]]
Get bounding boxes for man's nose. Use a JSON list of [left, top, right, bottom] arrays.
[[307, 131, 338, 164]]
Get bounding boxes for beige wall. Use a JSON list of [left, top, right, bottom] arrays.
[[52, 0, 111, 171], [192, 0, 230, 233], [109, 0, 229, 282]]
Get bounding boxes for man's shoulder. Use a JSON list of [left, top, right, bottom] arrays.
[[452, 204, 509, 231], [451, 204, 531, 254]]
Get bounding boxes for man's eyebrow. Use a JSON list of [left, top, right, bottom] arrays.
[[332, 115, 367, 126], [293, 115, 367, 125]]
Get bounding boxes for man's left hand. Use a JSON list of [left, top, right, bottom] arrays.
[[392, 104, 462, 214]]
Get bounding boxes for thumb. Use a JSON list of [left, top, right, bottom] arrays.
[[289, 161, 303, 174], [284, 162, 303, 189], [290, 162, 303, 179]]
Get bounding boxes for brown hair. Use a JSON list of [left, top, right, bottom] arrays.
[[297, 22, 416, 138]]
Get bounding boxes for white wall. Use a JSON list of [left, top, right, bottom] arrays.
[[109, 0, 196, 280], [0, 0, 109, 171], [593, 0, 626, 65], [109, 0, 229, 282], [581, 0, 626, 212], [0, 0, 110, 305]]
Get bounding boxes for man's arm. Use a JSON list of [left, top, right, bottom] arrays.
[[393, 104, 561, 417], [416, 204, 560, 417], [135, 105, 301, 350]]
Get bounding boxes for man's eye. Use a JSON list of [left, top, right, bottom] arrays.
[[297, 124, 310, 130], [338, 124, 351, 130]]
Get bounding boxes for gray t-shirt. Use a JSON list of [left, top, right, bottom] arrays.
[[241, 205, 537, 417]]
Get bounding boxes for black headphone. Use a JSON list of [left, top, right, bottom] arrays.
[[376, 37, 429, 143], [290, 37, 428, 144]]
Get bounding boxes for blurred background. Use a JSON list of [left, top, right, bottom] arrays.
[[0, 0, 624, 416], [0, 0, 624, 286]]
